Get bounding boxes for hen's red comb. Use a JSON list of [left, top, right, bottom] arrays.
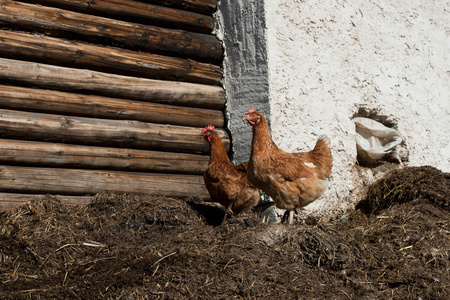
[[202, 125, 215, 135], [248, 107, 255, 113]]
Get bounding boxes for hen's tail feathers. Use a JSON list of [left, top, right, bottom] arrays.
[[312, 135, 333, 178], [316, 135, 330, 147], [313, 135, 331, 153]]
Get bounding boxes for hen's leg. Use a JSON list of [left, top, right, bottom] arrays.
[[222, 202, 234, 224], [288, 210, 295, 225], [281, 210, 289, 223], [222, 210, 228, 224], [281, 209, 297, 224]]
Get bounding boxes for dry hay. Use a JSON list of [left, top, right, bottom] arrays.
[[0, 166, 449, 299]]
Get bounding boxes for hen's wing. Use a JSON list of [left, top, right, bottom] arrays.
[[232, 162, 250, 180], [204, 162, 242, 183], [233, 161, 248, 173], [261, 152, 316, 182]]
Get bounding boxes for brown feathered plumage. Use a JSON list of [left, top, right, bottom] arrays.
[[243, 108, 333, 224], [202, 125, 260, 223]]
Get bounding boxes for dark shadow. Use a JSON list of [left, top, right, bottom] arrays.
[[187, 201, 225, 226]]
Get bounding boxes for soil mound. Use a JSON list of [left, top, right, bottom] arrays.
[[0, 167, 448, 299], [357, 166, 450, 214]]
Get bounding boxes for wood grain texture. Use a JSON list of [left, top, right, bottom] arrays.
[[139, 0, 218, 15], [0, 109, 229, 154], [0, 58, 225, 109], [0, 0, 222, 63], [0, 138, 209, 174], [0, 85, 224, 127], [0, 165, 211, 199], [0, 30, 221, 85], [0, 192, 93, 212], [18, 0, 214, 33]]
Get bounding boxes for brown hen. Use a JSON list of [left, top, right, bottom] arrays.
[[243, 108, 333, 224], [202, 125, 260, 223]]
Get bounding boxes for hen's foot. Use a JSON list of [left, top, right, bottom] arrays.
[[281, 209, 297, 224]]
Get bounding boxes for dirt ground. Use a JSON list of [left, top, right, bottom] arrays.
[[0, 166, 448, 299]]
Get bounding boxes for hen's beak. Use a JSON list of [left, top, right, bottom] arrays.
[[243, 115, 254, 125]]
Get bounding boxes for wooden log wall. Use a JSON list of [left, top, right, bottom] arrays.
[[0, 0, 223, 209]]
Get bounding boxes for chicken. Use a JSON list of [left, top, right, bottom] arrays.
[[202, 125, 260, 223], [243, 107, 332, 224]]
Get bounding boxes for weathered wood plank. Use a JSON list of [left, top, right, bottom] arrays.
[[140, 0, 218, 15], [0, 58, 225, 109], [0, 193, 93, 212], [0, 138, 209, 174], [0, 193, 92, 211], [0, 165, 211, 199], [0, 109, 229, 154], [0, 85, 224, 127], [19, 0, 214, 33], [0, 0, 222, 63], [0, 30, 221, 85]]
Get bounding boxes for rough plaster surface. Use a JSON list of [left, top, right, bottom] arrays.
[[216, 0, 449, 218], [215, 0, 270, 164]]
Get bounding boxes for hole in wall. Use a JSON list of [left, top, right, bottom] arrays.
[[352, 106, 408, 168], [352, 107, 397, 129]]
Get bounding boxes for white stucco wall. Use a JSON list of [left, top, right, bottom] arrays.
[[217, 0, 449, 218]]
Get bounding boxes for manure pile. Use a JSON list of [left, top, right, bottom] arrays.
[[0, 166, 449, 299]]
